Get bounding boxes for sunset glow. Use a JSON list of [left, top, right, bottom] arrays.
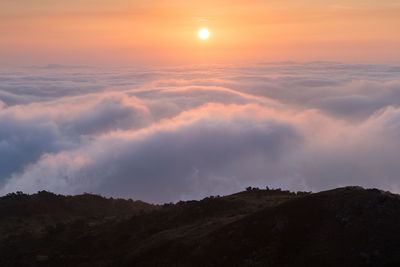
[[1, 0, 400, 203], [198, 29, 210, 40], [1, 1, 399, 64], [2, 1, 400, 264]]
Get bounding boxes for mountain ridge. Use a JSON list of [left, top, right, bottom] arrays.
[[1, 186, 399, 266]]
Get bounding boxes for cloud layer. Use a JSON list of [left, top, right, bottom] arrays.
[[1, 62, 400, 203]]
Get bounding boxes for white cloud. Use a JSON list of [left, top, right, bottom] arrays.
[[1, 62, 400, 202]]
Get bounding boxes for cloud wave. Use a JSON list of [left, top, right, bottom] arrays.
[[1, 62, 400, 202]]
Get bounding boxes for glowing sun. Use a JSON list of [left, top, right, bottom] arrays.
[[198, 28, 210, 40]]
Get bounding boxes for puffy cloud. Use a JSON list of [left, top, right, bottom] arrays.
[[59, 94, 152, 136], [298, 106, 400, 193], [0, 100, 5, 110], [0, 113, 62, 185], [1, 104, 303, 203], [1, 62, 400, 202], [0, 92, 153, 184]]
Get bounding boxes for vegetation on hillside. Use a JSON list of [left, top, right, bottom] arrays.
[[0, 187, 399, 266]]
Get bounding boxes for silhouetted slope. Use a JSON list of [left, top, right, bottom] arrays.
[[199, 187, 400, 266], [0, 187, 399, 266], [0, 191, 155, 244], [0, 191, 153, 219]]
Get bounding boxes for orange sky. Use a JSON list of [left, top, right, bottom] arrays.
[[1, 0, 399, 65]]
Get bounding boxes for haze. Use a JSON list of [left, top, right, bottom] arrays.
[[1, 0, 399, 65]]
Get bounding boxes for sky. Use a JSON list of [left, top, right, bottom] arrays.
[[1, 0, 400, 65], [1, 1, 400, 203]]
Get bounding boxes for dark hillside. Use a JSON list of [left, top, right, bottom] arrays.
[[0, 191, 153, 218], [0, 191, 155, 244], [0, 187, 399, 266], [200, 187, 400, 266]]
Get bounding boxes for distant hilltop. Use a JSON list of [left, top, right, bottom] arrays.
[[1, 186, 399, 266]]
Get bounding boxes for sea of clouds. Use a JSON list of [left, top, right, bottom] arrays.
[[1, 62, 400, 203]]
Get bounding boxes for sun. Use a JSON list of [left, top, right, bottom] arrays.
[[198, 28, 210, 40]]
